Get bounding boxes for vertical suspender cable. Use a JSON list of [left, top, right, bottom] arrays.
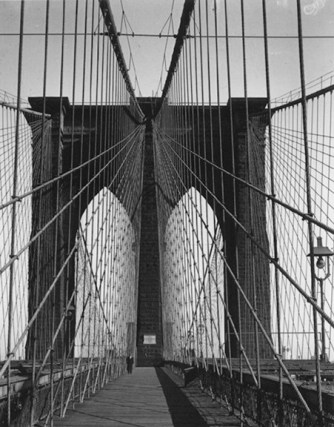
[[223, 0, 240, 414], [261, 0, 283, 414], [223, 0, 238, 378], [74, 0, 89, 408], [83, 0, 96, 399], [48, 0, 72, 415], [68, 1, 79, 408], [184, 46, 192, 361], [182, 44, 191, 362], [204, 0, 215, 367], [197, 0, 208, 368], [213, 0, 224, 375], [193, 5, 202, 367], [95, 20, 107, 392], [59, 0, 66, 415], [189, 22, 198, 365], [240, 0, 261, 397], [186, 37, 197, 364], [296, 0, 323, 420], [101, 40, 111, 386], [31, 1, 50, 425], [93, 17, 103, 394], [89, 3, 101, 391], [7, 1, 25, 425]]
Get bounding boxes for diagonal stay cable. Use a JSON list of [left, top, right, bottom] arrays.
[[0, 129, 142, 276], [155, 126, 334, 235], [154, 125, 334, 330], [0, 124, 145, 211]]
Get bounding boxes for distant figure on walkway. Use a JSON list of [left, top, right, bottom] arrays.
[[126, 355, 134, 374]]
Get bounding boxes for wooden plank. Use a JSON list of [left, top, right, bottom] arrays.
[[53, 367, 242, 427]]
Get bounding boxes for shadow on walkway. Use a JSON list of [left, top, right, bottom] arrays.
[[155, 368, 208, 427]]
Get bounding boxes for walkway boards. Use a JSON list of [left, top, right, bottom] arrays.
[[53, 367, 241, 427]]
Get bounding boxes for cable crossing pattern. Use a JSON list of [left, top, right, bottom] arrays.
[[0, 0, 334, 426]]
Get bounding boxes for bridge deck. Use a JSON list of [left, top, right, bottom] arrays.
[[53, 367, 241, 427]]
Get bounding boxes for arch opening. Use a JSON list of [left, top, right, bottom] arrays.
[[161, 187, 225, 362], [74, 188, 137, 359]]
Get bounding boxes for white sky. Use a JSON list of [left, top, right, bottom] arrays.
[[0, 0, 333, 100]]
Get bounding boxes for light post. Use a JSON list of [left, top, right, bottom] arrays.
[[308, 236, 334, 361]]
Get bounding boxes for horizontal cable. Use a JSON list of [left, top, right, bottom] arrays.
[[2, 33, 334, 39]]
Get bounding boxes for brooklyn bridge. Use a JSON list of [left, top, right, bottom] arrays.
[[1, 0, 334, 425]]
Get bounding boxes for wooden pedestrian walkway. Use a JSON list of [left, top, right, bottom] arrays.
[[53, 367, 242, 426]]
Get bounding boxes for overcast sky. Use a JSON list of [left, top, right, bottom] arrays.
[[0, 0, 333, 101]]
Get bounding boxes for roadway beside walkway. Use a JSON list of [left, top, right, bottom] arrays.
[[53, 367, 242, 426]]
